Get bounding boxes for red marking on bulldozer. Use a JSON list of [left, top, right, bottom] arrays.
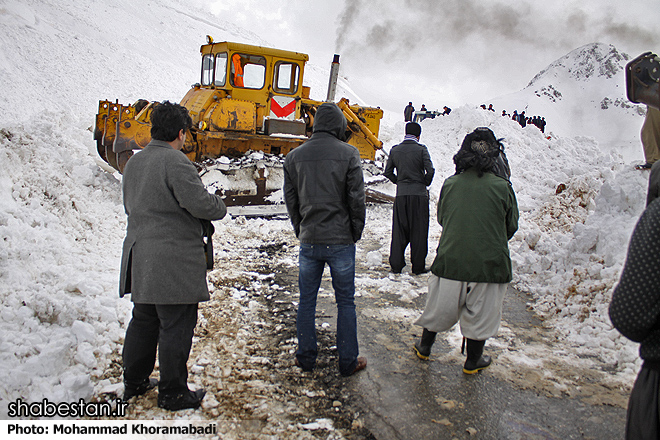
[[270, 97, 296, 119]]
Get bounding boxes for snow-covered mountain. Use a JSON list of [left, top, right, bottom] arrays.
[[489, 43, 645, 162]]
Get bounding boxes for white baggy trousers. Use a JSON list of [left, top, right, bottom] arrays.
[[414, 275, 508, 340]]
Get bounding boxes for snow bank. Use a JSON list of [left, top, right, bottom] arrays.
[[0, 113, 130, 414]]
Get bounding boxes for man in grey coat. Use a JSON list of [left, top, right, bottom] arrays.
[[283, 102, 367, 376], [384, 122, 435, 275], [119, 101, 226, 411]]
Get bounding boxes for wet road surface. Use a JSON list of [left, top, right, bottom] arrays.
[[328, 280, 628, 439]]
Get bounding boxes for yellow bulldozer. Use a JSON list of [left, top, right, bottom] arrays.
[[94, 37, 388, 206]]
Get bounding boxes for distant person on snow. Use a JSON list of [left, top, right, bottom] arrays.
[[404, 102, 415, 122], [384, 122, 435, 275], [119, 101, 227, 411], [610, 192, 660, 439], [413, 127, 518, 375], [636, 106, 660, 170], [442, 106, 452, 116]]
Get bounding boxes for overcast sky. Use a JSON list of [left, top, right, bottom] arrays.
[[208, 0, 660, 113]]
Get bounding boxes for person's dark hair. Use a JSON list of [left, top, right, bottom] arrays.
[[453, 127, 505, 177], [150, 101, 193, 142]]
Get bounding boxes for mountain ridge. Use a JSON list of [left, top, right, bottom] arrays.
[[488, 42, 644, 162]]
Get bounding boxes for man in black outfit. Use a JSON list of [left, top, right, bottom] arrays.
[[384, 122, 435, 274]]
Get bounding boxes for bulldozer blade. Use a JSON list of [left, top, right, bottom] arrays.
[[226, 205, 289, 219], [365, 188, 394, 204], [221, 191, 276, 206]]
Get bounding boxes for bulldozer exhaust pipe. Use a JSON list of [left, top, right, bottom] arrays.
[[326, 54, 340, 102]]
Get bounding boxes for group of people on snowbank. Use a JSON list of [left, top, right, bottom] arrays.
[[404, 102, 451, 123], [480, 103, 549, 133], [409, 101, 548, 134], [501, 108, 548, 133]]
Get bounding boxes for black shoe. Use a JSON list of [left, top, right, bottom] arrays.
[[157, 389, 206, 411], [413, 328, 437, 360], [294, 358, 314, 372], [123, 378, 158, 401], [463, 355, 492, 374], [636, 163, 653, 170], [413, 268, 429, 275]]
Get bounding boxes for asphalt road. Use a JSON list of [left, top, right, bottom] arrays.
[[335, 284, 628, 440]]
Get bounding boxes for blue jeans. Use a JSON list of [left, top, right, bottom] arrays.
[[296, 243, 359, 376]]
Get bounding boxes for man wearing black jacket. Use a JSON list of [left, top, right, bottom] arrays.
[[384, 122, 435, 275], [283, 102, 367, 377]]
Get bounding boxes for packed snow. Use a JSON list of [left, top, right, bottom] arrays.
[[0, 0, 652, 425]]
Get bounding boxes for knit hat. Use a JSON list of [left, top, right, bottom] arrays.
[[405, 122, 421, 137]]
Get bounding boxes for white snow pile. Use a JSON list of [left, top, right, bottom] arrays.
[[0, 114, 130, 408], [0, 0, 653, 419]]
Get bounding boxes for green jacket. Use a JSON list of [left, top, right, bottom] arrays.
[[430, 169, 519, 283]]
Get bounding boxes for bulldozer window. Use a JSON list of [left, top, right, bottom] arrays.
[[201, 54, 214, 86], [274, 62, 300, 95], [202, 53, 227, 87], [230, 53, 266, 89], [214, 53, 227, 87]]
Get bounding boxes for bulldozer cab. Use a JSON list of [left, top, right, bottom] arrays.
[[196, 39, 309, 134]]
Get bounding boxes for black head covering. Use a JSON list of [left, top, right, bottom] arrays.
[[405, 122, 421, 137], [453, 127, 505, 177]]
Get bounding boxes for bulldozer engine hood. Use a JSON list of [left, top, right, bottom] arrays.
[[312, 102, 347, 140]]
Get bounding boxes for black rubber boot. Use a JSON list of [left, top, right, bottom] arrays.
[[123, 378, 158, 401], [463, 339, 491, 374], [157, 388, 206, 411], [413, 328, 437, 360]]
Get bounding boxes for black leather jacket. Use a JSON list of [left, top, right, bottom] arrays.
[[283, 103, 366, 244]]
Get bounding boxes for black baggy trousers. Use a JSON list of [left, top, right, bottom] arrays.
[[626, 362, 660, 439], [122, 303, 198, 397], [389, 195, 429, 274]]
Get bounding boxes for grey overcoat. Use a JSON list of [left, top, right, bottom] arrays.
[[119, 140, 226, 304]]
